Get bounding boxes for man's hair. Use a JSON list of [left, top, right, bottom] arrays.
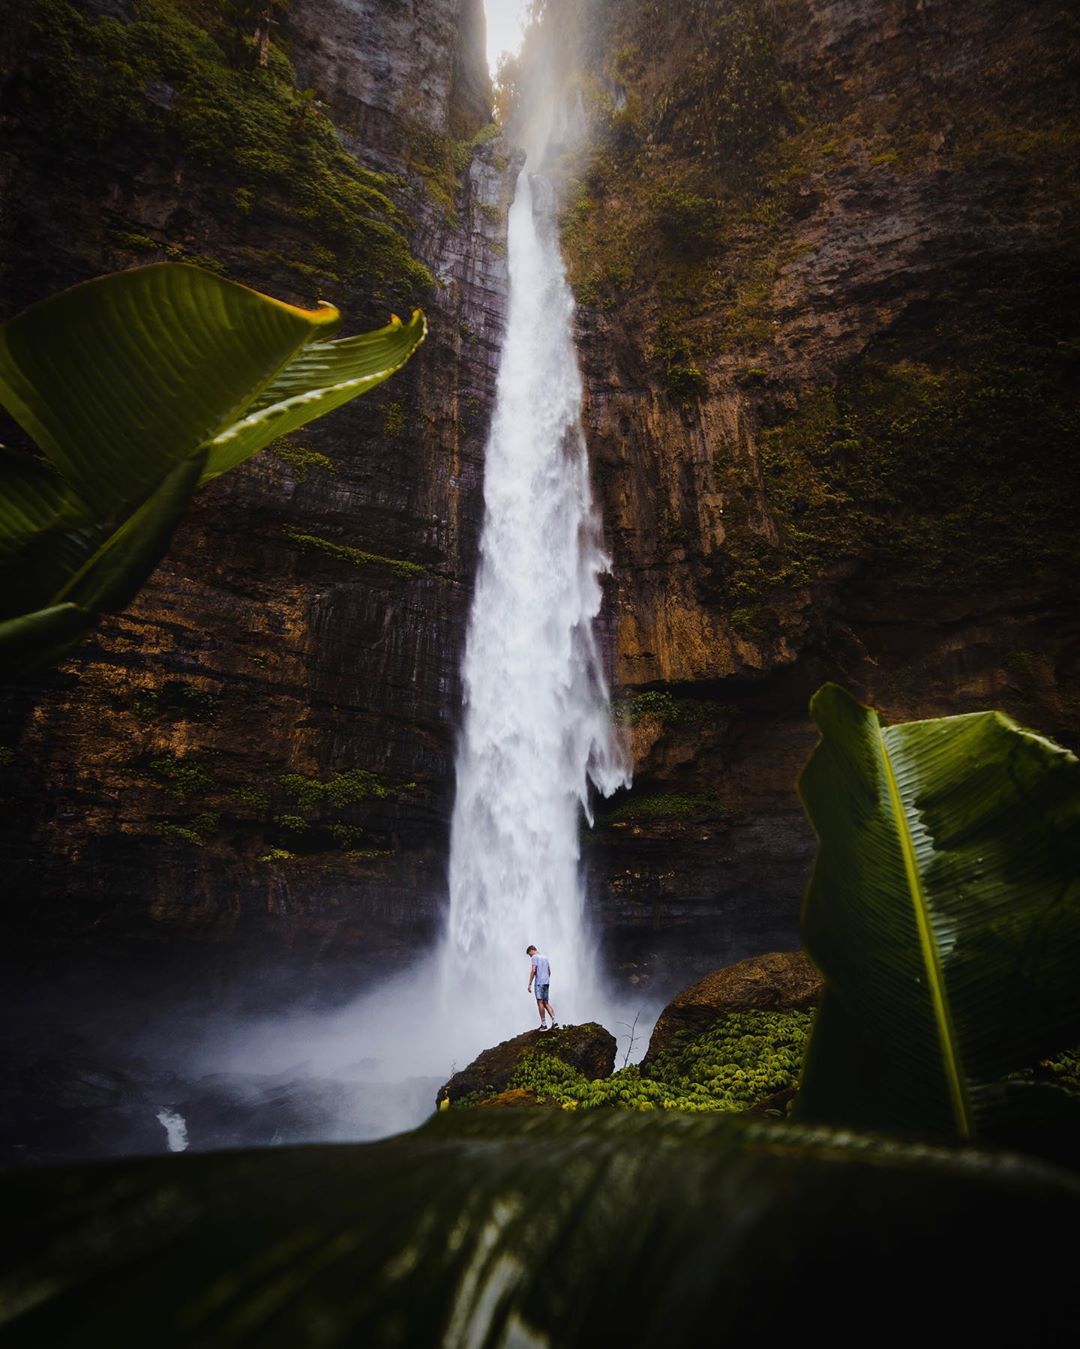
[[526, 945, 536, 954]]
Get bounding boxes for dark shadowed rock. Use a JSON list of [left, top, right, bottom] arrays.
[[643, 951, 822, 1067], [436, 1023, 616, 1106]]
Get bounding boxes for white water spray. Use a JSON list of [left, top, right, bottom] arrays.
[[441, 166, 630, 1036], [195, 165, 641, 1125]]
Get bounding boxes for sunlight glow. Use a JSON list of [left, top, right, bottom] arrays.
[[484, 0, 530, 75]]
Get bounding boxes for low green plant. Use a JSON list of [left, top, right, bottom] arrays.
[[157, 811, 218, 845], [273, 814, 309, 834], [605, 792, 725, 823], [232, 784, 270, 813], [0, 263, 425, 673], [283, 529, 426, 579], [257, 847, 295, 863], [148, 753, 214, 800], [509, 1011, 812, 1113]]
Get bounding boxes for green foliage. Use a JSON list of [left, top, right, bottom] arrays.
[[148, 753, 214, 800], [232, 783, 270, 813], [156, 811, 218, 845], [604, 792, 725, 824], [326, 822, 367, 847], [0, 263, 426, 673], [279, 767, 409, 814], [25, 0, 433, 299], [509, 1011, 812, 1113], [257, 847, 295, 863], [613, 691, 728, 726], [284, 530, 426, 579], [0, 747, 15, 767], [273, 814, 309, 834], [131, 681, 217, 721], [2, 1108, 1075, 1344], [794, 684, 1080, 1142]]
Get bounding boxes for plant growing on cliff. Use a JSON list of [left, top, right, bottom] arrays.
[[793, 684, 1080, 1150], [0, 263, 425, 674]]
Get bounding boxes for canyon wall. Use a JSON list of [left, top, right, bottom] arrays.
[[0, 0, 511, 989], [2, 0, 1077, 1000], [535, 0, 1079, 984]]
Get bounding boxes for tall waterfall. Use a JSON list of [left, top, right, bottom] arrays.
[[442, 167, 630, 1035]]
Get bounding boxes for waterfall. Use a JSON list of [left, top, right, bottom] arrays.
[[442, 167, 630, 1037]]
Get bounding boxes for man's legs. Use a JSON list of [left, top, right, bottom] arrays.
[[541, 997, 557, 1027]]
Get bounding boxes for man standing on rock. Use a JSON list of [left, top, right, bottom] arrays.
[[526, 945, 559, 1031]]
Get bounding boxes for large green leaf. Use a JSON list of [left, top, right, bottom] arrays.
[[0, 263, 425, 672], [0, 1111, 1074, 1344], [793, 683, 1080, 1140]]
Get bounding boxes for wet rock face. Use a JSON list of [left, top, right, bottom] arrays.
[[557, 0, 1080, 989], [0, 0, 511, 980], [641, 952, 823, 1067], [436, 1024, 617, 1107]]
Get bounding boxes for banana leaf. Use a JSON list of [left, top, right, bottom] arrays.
[[0, 263, 425, 673], [794, 683, 1080, 1141], [0, 1111, 1075, 1345]]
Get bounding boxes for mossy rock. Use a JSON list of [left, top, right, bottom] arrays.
[[436, 1023, 616, 1108], [642, 951, 822, 1066]]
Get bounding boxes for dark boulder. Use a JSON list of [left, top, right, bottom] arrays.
[[643, 951, 822, 1067], [436, 1023, 616, 1107]]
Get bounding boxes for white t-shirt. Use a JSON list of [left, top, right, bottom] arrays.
[[531, 953, 551, 985]]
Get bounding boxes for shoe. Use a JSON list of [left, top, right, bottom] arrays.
[[538, 1023, 548, 1031], [549, 1021, 560, 1030]]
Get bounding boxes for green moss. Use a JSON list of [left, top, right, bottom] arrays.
[[232, 784, 270, 813], [131, 682, 216, 721], [382, 402, 408, 437], [613, 691, 729, 726], [505, 1010, 812, 1113], [326, 822, 367, 847], [24, 0, 433, 303], [273, 813, 309, 833], [156, 811, 218, 845], [257, 847, 295, 863], [110, 229, 159, 253], [713, 274, 1080, 612], [0, 748, 14, 767], [344, 847, 393, 861], [279, 767, 410, 814], [269, 439, 337, 482], [148, 753, 214, 799], [604, 792, 726, 824], [284, 528, 426, 579]]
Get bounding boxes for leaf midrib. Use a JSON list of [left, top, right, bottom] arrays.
[[877, 723, 973, 1137]]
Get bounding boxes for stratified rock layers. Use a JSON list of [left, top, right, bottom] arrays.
[[0, 0, 511, 984], [2, 0, 1077, 1002]]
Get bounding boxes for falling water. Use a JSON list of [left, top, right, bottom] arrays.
[[442, 166, 630, 1037]]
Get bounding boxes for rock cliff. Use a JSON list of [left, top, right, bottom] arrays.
[[0, 0, 512, 989], [2, 0, 1077, 1004], [522, 0, 1079, 985]]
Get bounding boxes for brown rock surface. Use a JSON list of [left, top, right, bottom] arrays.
[[436, 1023, 616, 1107], [476, 1088, 557, 1110], [0, 0, 512, 986], [642, 952, 822, 1067]]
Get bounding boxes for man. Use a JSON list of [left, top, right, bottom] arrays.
[[526, 945, 559, 1031]]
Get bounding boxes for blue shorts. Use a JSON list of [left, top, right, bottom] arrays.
[[535, 984, 550, 1003]]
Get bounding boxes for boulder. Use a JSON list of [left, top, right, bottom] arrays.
[[436, 1023, 616, 1107], [642, 951, 823, 1067]]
